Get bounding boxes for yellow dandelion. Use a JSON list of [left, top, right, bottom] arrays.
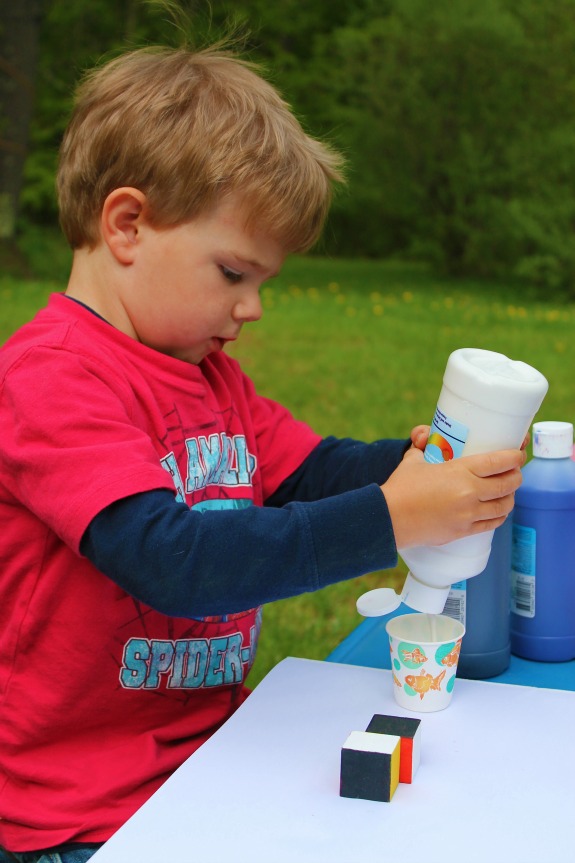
[[328, 281, 340, 293]]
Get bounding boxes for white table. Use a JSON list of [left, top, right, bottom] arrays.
[[92, 657, 574, 863]]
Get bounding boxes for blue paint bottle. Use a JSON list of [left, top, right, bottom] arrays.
[[510, 422, 575, 662], [443, 517, 512, 678]]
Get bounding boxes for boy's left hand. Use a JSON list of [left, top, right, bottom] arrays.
[[410, 425, 430, 451]]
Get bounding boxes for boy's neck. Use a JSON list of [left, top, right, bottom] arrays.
[[66, 246, 137, 341]]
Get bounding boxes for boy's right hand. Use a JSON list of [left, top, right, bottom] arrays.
[[381, 447, 525, 550]]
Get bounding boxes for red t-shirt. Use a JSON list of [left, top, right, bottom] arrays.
[[0, 294, 320, 850]]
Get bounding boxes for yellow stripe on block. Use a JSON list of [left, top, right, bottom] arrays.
[[389, 738, 400, 800]]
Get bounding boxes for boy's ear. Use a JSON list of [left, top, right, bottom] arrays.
[[101, 187, 148, 264]]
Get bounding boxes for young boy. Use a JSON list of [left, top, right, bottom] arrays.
[[0, 46, 523, 862]]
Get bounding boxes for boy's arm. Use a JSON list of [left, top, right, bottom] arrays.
[[81, 434, 412, 619], [81, 482, 397, 618], [265, 436, 411, 506], [81, 441, 523, 619]]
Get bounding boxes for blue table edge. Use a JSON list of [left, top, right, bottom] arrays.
[[326, 614, 575, 692]]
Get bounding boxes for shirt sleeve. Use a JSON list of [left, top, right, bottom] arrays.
[[0, 346, 175, 550], [81, 435, 408, 617], [81, 485, 397, 617], [266, 435, 411, 505]]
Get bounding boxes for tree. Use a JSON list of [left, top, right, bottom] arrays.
[[0, 1, 45, 244], [306, 0, 575, 293], [9, 0, 575, 294], [20, 0, 181, 227]]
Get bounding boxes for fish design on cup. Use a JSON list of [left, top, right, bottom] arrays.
[[440, 640, 462, 667], [401, 646, 427, 664], [404, 668, 446, 700]]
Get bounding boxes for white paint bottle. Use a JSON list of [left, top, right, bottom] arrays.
[[358, 348, 549, 618]]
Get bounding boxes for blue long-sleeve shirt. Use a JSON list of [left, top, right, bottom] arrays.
[[81, 435, 410, 618]]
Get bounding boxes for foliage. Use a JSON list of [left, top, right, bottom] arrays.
[[13, 0, 575, 296], [20, 0, 173, 220], [0, 2, 44, 243], [306, 0, 575, 294]]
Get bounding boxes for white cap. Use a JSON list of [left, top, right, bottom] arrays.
[[356, 573, 450, 617], [533, 421, 573, 459], [356, 588, 401, 617]]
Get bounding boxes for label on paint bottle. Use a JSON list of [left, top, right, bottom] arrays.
[[424, 408, 469, 464], [443, 581, 467, 625], [511, 523, 536, 618]]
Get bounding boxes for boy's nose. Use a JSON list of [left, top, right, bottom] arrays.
[[233, 290, 263, 323]]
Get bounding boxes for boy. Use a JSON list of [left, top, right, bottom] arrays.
[[0, 46, 523, 862]]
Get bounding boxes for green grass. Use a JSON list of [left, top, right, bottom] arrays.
[[3, 254, 575, 687]]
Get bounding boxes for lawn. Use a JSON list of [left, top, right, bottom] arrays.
[[2, 253, 574, 686]]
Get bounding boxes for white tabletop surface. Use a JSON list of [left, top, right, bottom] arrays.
[[92, 657, 574, 863]]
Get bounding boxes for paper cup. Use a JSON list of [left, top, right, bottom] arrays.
[[386, 614, 465, 713]]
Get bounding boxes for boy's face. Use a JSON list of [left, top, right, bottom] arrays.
[[120, 196, 285, 364]]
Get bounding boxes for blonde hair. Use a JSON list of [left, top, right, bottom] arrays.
[[57, 46, 344, 252]]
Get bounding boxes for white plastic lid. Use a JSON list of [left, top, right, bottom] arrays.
[[356, 574, 451, 617], [533, 421, 574, 458], [356, 588, 401, 617], [444, 349, 548, 416]]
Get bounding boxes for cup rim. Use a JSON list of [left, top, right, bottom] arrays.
[[385, 612, 465, 644]]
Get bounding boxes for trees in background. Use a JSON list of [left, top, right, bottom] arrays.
[[308, 0, 575, 294], [0, 1, 44, 242], [4, 0, 575, 295]]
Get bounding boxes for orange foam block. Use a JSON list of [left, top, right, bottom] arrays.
[[366, 714, 421, 783]]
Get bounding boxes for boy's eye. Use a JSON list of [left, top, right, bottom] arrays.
[[220, 265, 243, 284]]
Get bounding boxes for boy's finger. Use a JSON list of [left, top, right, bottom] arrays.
[[477, 469, 522, 502], [464, 448, 525, 477]]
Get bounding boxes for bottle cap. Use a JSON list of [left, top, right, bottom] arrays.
[[356, 573, 451, 617], [533, 421, 574, 458], [356, 588, 401, 617]]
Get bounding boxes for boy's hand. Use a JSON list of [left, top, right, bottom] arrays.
[[381, 447, 525, 550], [410, 425, 430, 451]]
